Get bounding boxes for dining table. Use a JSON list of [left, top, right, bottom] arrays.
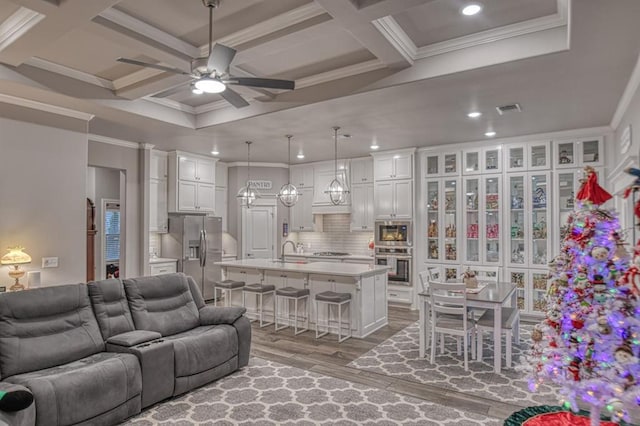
[[418, 280, 518, 373]]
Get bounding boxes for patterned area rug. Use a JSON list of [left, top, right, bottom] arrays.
[[348, 322, 560, 407], [124, 357, 501, 425]]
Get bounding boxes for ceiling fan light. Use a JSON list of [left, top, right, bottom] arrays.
[[195, 77, 226, 93], [192, 87, 204, 95]]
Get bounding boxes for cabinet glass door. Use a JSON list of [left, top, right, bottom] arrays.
[[556, 141, 576, 168], [425, 154, 439, 176], [530, 173, 549, 267], [507, 145, 525, 172], [484, 176, 500, 263], [483, 148, 502, 173], [426, 180, 440, 261], [464, 178, 480, 263], [443, 179, 458, 262], [529, 142, 550, 170], [507, 175, 526, 266], [508, 270, 527, 311], [443, 152, 459, 176], [581, 138, 602, 166], [556, 171, 576, 243], [444, 266, 461, 281], [464, 151, 480, 174], [531, 270, 549, 315]]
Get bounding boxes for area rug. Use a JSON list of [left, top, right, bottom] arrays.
[[123, 357, 501, 425], [347, 322, 560, 407]]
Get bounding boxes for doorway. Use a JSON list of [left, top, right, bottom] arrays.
[[241, 199, 276, 259]]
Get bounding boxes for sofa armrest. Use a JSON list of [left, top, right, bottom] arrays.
[[106, 330, 162, 347], [0, 383, 35, 426], [199, 306, 246, 325]]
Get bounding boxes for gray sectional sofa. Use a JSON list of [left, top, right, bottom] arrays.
[[0, 273, 251, 426]]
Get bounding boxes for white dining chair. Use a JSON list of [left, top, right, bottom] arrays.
[[475, 307, 520, 368], [429, 281, 476, 371], [463, 266, 500, 320]]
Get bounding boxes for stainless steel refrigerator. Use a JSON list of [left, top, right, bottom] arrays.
[[161, 214, 222, 301]]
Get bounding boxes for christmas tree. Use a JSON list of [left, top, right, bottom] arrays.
[[523, 166, 640, 425]]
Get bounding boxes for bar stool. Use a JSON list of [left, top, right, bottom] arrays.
[[315, 291, 352, 343], [274, 287, 310, 335], [213, 280, 245, 307], [242, 283, 276, 327]]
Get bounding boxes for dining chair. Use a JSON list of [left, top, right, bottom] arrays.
[[475, 307, 520, 368], [463, 265, 500, 320], [429, 281, 476, 371]]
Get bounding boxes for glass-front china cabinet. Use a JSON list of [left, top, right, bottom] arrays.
[[425, 178, 460, 264]]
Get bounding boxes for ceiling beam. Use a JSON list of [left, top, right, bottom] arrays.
[[0, 0, 123, 66]]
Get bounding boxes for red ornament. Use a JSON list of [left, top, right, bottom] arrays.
[[576, 166, 612, 205]]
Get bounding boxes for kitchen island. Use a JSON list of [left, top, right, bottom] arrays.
[[215, 259, 389, 338]]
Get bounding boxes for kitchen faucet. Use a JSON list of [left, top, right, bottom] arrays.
[[281, 240, 297, 262]]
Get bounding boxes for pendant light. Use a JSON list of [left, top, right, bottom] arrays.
[[277, 135, 300, 207], [236, 141, 260, 207], [325, 126, 350, 205]]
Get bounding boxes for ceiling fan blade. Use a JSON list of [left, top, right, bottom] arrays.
[[152, 83, 189, 98], [220, 86, 250, 108], [207, 43, 236, 74], [117, 58, 191, 75], [225, 77, 295, 90]]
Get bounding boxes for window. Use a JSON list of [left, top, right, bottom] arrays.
[[105, 203, 120, 262]]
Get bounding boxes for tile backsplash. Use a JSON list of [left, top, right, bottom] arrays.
[[149, 233, 161, 258], [288, 214, 373, 255]]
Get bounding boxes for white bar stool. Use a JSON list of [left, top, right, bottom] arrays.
[[476, 307, 520, 368], [213, 280, 245, 307], [315, 291, 352, 343], [274, 287, 310, 335], [242, 283, 276, 327]]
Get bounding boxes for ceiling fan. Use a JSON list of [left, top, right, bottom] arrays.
[[116, 0, 295, 108]]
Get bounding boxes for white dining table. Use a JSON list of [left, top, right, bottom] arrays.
[[418, 281, 518, 373]]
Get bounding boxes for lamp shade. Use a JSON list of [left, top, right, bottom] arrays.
[[1, 247, 31, 265]]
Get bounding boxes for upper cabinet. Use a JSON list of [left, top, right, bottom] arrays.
[[215, 162, 228, 188], [554, 137, 603, 169], [373, 151, 413, 181], [150, 150, 168, 233], [150, 151, 168, 180], [463, 146, 502, 175], [290, 165, 314, 188], [350, 184, 374, 231], [374, 180, 413, 219], [312, 160, 350, 212], [168, 151, 218, 213], [350, 157, 374, 184], [424, 151, 460, 177], [504, 141, 551, 172]]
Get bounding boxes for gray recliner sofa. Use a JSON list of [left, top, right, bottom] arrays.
[[0, 284, 142, 426]]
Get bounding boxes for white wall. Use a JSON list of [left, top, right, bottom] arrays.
[[0, 114, 88, 286]]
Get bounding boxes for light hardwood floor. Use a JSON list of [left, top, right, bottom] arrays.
[[250, 305, 522, 421]]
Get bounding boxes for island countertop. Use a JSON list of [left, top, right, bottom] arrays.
[[215, 258, 389, 277]]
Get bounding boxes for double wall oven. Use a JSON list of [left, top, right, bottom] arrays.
[[375, 221, 412, 287]]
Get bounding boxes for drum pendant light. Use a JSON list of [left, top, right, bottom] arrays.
[[277, 135, 300, 207], [324, 126, 350, 205], [236, 141, 261, 207]]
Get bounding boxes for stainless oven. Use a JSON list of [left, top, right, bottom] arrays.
[[375, 221, 412, 247], [375, 247, 412, 286]]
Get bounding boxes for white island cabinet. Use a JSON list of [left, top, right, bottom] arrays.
[[216, 259, 389, 338]]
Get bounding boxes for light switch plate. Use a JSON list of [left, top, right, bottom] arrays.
[[42, 257, 58, 268]]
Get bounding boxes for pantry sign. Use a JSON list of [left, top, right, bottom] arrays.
[[247, 180, 272, 190]]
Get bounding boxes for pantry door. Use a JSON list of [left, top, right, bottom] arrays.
[[241, 200, 276, 259]]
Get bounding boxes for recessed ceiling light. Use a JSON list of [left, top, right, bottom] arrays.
[[461, 3, 482, 16], [370, 144, 379, 150], [485, 131, 496, 137], [297, 153, 305, 159], [467, 111, 482, 118], [211, 150, 219, 155]]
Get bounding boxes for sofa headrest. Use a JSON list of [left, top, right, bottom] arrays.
[[123, 273, 200, 337], [0, 284, 105, 378], [88, 278, 136, 340]]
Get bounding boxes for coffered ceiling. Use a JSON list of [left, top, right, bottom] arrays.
[[0, 0, 639, 163]]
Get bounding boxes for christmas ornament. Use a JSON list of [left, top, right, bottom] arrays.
[[591, 246, 609, 261]]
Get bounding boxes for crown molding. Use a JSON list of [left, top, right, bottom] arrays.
[[611, 52, 640, 130], [99, 8, 200, 58], [198, 2, 326, 55], [0, 93, 95, 121], [141, 143, 155, 150], [89, 133, 142, 149], [194, 99, 231, 114], [372, 16, 415, 65], [227, 162, 289, 168], [25, 57, 115, 90], [296, 59, 385, 90], [143, 96, 197, 114], [0, 7, 45, 53]]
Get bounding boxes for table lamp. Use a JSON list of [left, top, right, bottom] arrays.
[[1, 247, 32, 291]]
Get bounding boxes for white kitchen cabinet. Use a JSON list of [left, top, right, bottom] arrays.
[[168, 151, 217, 213], [290, 165, 314, 188], [387, 284, 413, 304], [374, 179, 413, 219], [373, 152, 413, 180], [215, 187, 228, 232], [313, 167, 350, 206], [264, 270, 306, 289], [150, 151, 168, 180], [149, 260, 177, 276], [528, 141, 551, 170], [350, 157, 374, 184], [463, 175, 501, 264], [350, 183, 374, 231], [554, 137, 603, 169], [215, 162, 228, 188], [425, 178, 460, 264], [424, 151, 460, 177], [290, 187, 322, 232], [149, 178, 168, 232], [463, 146, 502, 175]]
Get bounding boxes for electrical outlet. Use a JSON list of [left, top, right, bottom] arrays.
[[42, 257, 58, 268]]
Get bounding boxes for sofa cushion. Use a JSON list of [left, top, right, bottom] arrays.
[[6, 352, 141, 426], [123, 273, 200, 337], [0, 284, 105, 379], [88, 278, 135, 340], [164, 325, 238, 378]]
